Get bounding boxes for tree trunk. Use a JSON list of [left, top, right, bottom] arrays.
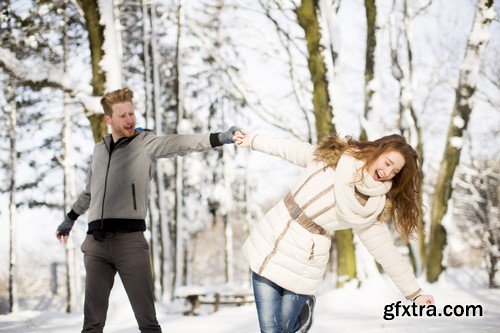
[[148, 2, 169, 299], [7, 81, 18, 314], [402, 0, 426, 272], [141, 0, 157, 298], [390, 0, 425, 274], [427, 0, 495, 282], [359, 0, 376, 141], [224, 215, 235, 283], [5, 0, 18, 314], [62, 4, 80, 311], [484, 168, 498, 288], [296, 0, 357, 285], [295, 0, 336, 139], [142, 0, 153, 128], [174, 0, 186, 291], [77, 0, 108, 142]]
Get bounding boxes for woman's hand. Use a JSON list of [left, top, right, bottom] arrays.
[[234, 131, 251, 147], [414, 294, 434, 305]]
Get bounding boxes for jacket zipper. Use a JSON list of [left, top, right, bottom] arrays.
[[258, 219, 294, 275], [132, 183, 137, 210], [100, 138, 113, 229]]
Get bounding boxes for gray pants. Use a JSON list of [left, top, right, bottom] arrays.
[[81, 232, 161, 333]]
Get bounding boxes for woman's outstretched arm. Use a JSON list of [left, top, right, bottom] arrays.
[[355, 222, 435, 305], [234, 131, 315, 167]]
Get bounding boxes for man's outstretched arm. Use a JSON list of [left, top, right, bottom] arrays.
[[143, 126, 241, 159]]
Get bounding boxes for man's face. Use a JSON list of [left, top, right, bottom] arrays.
[[105, 101, 136, 140]]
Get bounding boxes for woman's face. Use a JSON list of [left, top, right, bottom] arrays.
[[368, 150, 405, 181]]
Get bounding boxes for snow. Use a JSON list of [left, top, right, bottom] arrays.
[[458, 0, 495, 89], [74, 92, 102, 116], [452, 116, 465, 129], [0, 268, 499, 332], [0, 47, 98, 113], [97, 0, 123, 91], [450, 136, 464, 149]]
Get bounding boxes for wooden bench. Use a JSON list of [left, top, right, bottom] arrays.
[[176, 287, 254, 316]]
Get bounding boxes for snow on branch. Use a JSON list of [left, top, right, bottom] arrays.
[[97, 0, 123, 90], [0, 47, 102, 115], [0, 47, 65, 89]]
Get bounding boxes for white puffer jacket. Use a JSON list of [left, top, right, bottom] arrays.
[[242, 134, 422, 299]]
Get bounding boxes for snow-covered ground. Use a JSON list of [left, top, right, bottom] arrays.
[[1, 268, 499, 332]]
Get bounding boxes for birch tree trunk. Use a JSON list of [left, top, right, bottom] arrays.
[[224, 215, 235, 283], [147, 1, 170, 300], [7, 81, 18, 314], [483, 169, 499, 288], [174, 0, 186, 290], [222, 113, 235, 285], [142, 1, 153, 129], [427, 0, 496, 282], [140, 0, 157, 298], [62, 93, 79, 313], [296, 0, 357, 285], [359, 0, 376, 141], [222, 155, 235, 285], [4, 0, 18, 314], [390, 0, 425, 273], [403, 1, 426, 274], [62, 2, 79, 312]]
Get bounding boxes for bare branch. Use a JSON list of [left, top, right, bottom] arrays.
[[0, 47, 102, 115], [187, 24, 305, 139], [412, 0, 433, 18]]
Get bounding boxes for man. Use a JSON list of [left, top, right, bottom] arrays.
[[55, 87, 239, 332]]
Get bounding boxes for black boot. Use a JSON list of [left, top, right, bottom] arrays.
[[295, 295, 316, 333]]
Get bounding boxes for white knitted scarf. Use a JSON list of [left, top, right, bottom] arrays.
[[333, 154, 392, 228]]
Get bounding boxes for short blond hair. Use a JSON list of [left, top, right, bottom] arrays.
[[100, 87, 134, 116]]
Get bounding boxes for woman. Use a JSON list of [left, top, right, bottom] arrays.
[[234, 131, 434, 333]]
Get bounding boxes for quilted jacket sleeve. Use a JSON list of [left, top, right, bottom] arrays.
[[250, 133, 316, 167], [355, 222, 422, 300]]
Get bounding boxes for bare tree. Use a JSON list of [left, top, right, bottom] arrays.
[[359, 0, 376, 141], [2, 0, 19, 314], [174, 0, 187, 291], [7, 81, 19, 314], [427, 0, 496, 282], [389, 0, 432, 273], [454, 159, 499, 288], [294, 0, 361, 286]]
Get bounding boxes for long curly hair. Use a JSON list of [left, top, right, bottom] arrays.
[[314, 134, 422, 243]]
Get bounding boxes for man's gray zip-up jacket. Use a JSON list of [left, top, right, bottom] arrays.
[[69, 130, 223, 234]]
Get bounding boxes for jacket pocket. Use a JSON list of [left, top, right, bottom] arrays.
[[308, 240, 315, 261], [132, 183, 137, 210]]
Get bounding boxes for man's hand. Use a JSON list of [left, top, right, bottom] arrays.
[[218, 126, 242, 144], [56, 215, 75, 243]]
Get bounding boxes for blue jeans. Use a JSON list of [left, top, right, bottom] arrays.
[[252, 272, 309, 333]]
